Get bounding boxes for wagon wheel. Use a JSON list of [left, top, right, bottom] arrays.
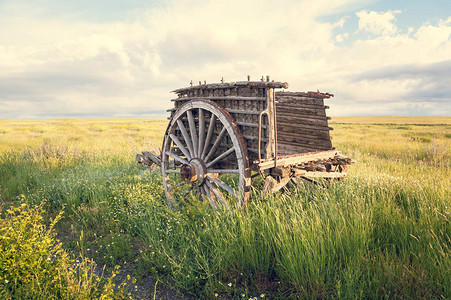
[[161, 99, 251, 209]]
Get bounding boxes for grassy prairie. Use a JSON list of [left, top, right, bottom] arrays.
[[0, 117, 449, 299]]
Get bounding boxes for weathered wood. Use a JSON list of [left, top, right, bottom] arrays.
[[270, 167, 291, 177], [277, 117, 330, 127], [276, 96, 325, 106], [265, 88, 276, 159], [201, 114, 216, 159], [172, 96, 266, 102], [237, 121, 267, 129], [277, 109, 330, 121], [277, 127, 332, 140], [176, 119, 195, 157], [277, 143, 319, 155], [295, 170, 347, 178], [136, 151, 161, 167], [276, 106, 327, 117], [161, 99, 251, 209], [277, 136, 333, 149], [257, 150, 338, 170], [262, 176, 291, 198], [276, 91, 333, 99], [204, 127, 227, 162], [169, 134, 191, 160], [187, 110, 199, 156], [225, 108, 262, 115], [173, 81, 288, 93], [276, 103, 330, 112]]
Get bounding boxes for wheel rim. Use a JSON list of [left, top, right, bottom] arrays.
[[161, 100, 250, 209]]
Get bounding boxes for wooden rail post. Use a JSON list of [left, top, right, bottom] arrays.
[[265, 88, 276, 160]]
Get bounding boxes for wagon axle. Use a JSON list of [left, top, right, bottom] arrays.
[[180, 158, 207, 185]]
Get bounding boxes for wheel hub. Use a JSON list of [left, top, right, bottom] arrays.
[[180, 158, 207, 185]]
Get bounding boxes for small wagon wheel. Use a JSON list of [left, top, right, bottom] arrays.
[[161, 99, 251, 209]]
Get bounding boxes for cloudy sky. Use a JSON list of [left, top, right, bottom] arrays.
[[1, 0, 450, 119]]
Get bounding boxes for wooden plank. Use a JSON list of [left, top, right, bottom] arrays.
[[278, 122, 333, 132], [173, 81, 288, 93], [276, 95, 325, 106], [277, 107, 327, 118], [277, 117, 330, 128], [277, 135, 332, 147], [276, 91, 333, 99], [243, 135, 268, 141], [225, 108, 261, 115], [276, 102, 329, 110], [277, 143, 319, 155], [270, 167, 291, 177], [277, 127, 332, 140], [276, 138, 332, 150], [256, 150, 338, 170], [171, 96, 266, 102], [237, 121, 267, 129], [261, 176, 291, 198], [277, 110, 330, 121], [266, 88, 276, 159], [295, 171, 347, 178], [276, 103, 326, 112]]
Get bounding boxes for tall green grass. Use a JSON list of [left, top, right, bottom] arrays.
[[0, 118, 449, 298]]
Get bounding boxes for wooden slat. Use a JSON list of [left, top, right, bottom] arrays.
[[276, 95, 325, 106], [276, 91, 333, 99], [276, 103, 330, 111], [277, 107, 327, 118], [171, 96, 266, 102], [295, 170, 347, 178], [237, 121, 267, 128], [276, 137, 332, 149], [277, 117, 329, 128], [243, 135, 268, 141], [257, 150, 338, 170], [173, 81, 288, 93], [225, 108, 261, 115], [277, 124, 330, 139], [277, 143, 319, 154], [277, 111, 330, 121], [277, 128, 331, 141]]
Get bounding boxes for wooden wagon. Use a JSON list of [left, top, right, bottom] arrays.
[[137, 77, 353, 209]]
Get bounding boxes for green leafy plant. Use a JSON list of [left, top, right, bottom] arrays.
[[0, 203, 129, 299]]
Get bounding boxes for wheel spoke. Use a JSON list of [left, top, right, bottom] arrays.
[[207, 176, 237, 198], [168, 181, 186, 192], [182, 185, 195, 198], [165, 169, 180, 174], [198, 108, 205, 156], [199, 185, 207, 201], [206, 147, 235, 168], [166, 151, 189, 165], [204, 127, 227, 163], [169, 134, 191, 160], [203, 185, 218, 209], [205, 180, 228, 207], [187, 110, 198, 157], [176, 119, 195, 157], [201, 114, 216, 159], [207, 169, 240, 174]]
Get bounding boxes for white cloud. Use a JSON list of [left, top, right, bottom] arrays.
[[0, 0, 450, 119], [356, 10, 401, 36]]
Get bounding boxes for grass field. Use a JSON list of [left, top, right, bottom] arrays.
[[0, 117, 449, 299]]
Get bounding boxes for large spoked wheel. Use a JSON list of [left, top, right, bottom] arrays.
[[161, 99, 251, 209]]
